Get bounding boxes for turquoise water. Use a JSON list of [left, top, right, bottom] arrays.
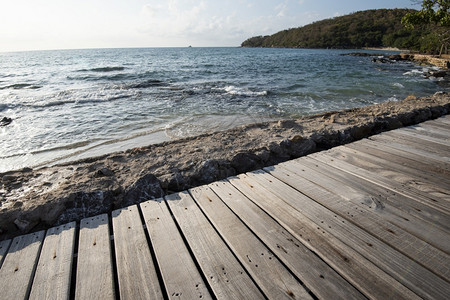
[[0, 47, 445, 171]]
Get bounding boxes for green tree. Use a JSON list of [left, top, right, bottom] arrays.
[[402, 0, 449, 54], [402, 0, 449, 27]]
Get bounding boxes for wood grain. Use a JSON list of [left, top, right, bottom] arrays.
[[190, 185, 312, 300], [265, 163, 450, 281], [166, 191, 264, 299], [112, 205, 163, 300], [228, 173, 420, 300], [244, 170, 450, 300], [0, 239, 11, 268], [0, 231, 45, 300], [75, 214, 115, 300], [209, 180, 365, 300], [140, 199, 212, 299], [29, 222, 76, 300]]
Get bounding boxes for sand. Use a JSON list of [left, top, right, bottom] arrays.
[[0, 92, 449, 240]]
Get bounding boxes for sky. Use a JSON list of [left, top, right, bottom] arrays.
[[0, 0, 422, 52]]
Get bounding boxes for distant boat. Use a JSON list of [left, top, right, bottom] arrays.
[[188, 45, 192, 48]]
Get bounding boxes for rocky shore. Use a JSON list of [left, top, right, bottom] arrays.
[[342, 52, 450, 75], [1, 92, 449, 240]]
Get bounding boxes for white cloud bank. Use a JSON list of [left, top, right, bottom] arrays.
[[0, 0, 420, 52]]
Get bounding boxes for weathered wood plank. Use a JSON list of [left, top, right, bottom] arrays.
[[297, 157, 450, 253], [29, 222, 76, 300], [165, 191, 264, 299], [419, 120, 450, 132], [371, 132, 450, 163], [327, 145, 450, 212], [410, 123, 450, 138], [309, 153, 450, 233], [140, 199, 212, 300], [387, 126, 450, 150], [346, 139, 450, 186], [0, 239, 11, 268], [209, 180, 366, 300], [242, 170, 450, 300], [265, 163, 450, 281], [432, 116, 450, 126], [357, 138, 450, 174], [112, 205, 163, 300], [190, 185, 313, 300], [0, 231, 45, 300], [75, 214, 115, 300], [396, 127, 450, 146], [228, 174, 420, 300]]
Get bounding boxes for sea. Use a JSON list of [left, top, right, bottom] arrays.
[[0, 47, 446, 172]]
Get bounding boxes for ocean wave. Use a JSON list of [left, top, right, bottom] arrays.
[[126, 80, 166, 89], [0, 103, 10, 112], [67, 73, 135, 81], [215, 85, 268, 97], [10, 90, 136, 110], [0, 83, 42, 90], [77, 66, 126, 72], [0, 140, 93, 159], [392, 82, 404, 88], [403, 69, 423, 76]]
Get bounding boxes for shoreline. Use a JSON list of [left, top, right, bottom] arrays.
[[1, 92, 449, 240]]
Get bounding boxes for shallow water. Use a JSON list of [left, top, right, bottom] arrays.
[[0, 47, 445, 172]]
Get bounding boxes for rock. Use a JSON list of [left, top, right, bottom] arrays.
[[14, 218, 30, 231], [385, 118, 403, 130], [268, 142, 285, 155], [350, 123, 374, 140], [283, 137, 316, 157], [372, 57, 395, 64], [124, 174, 164, 205], [96, 168, 114, 177], [290, 135, 304, 142], [2, 175, 16, 183], [425, 70, 448, 78], [57, 190, 116, 224], [195, 159, 235, 184], [255, 148, 270, 163], [0, 117, 12, 127], [231, 152, 262, 174], [161, 172, 188, 191], [434, 91, 447, 96], [340, 53, 376, 57], [277, 120, 298, 128]]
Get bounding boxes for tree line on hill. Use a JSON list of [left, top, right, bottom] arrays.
[[241, 9, 447, 54]]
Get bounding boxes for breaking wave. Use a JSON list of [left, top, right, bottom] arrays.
[[216, 85, 268, 97]]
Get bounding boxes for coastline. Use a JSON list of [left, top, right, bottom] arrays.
[[0, 92, 449, 240], [402, 53, 450, 69]]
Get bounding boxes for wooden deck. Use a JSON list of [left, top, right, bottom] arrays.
[[0, 116, 449, 300]]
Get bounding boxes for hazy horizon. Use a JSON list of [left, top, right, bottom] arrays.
[[1, 0, 421, 53]]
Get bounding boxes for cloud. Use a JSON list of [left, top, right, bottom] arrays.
[[135, 0, 324, 47], [276, 1, 288, 17], [142, 4, 161, 17], [138, 0, 250, 46], [139, 1, 206, 37]]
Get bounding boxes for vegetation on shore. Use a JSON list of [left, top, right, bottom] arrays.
[[402, 0, 449, 55], [241, 8, 447, 54]]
